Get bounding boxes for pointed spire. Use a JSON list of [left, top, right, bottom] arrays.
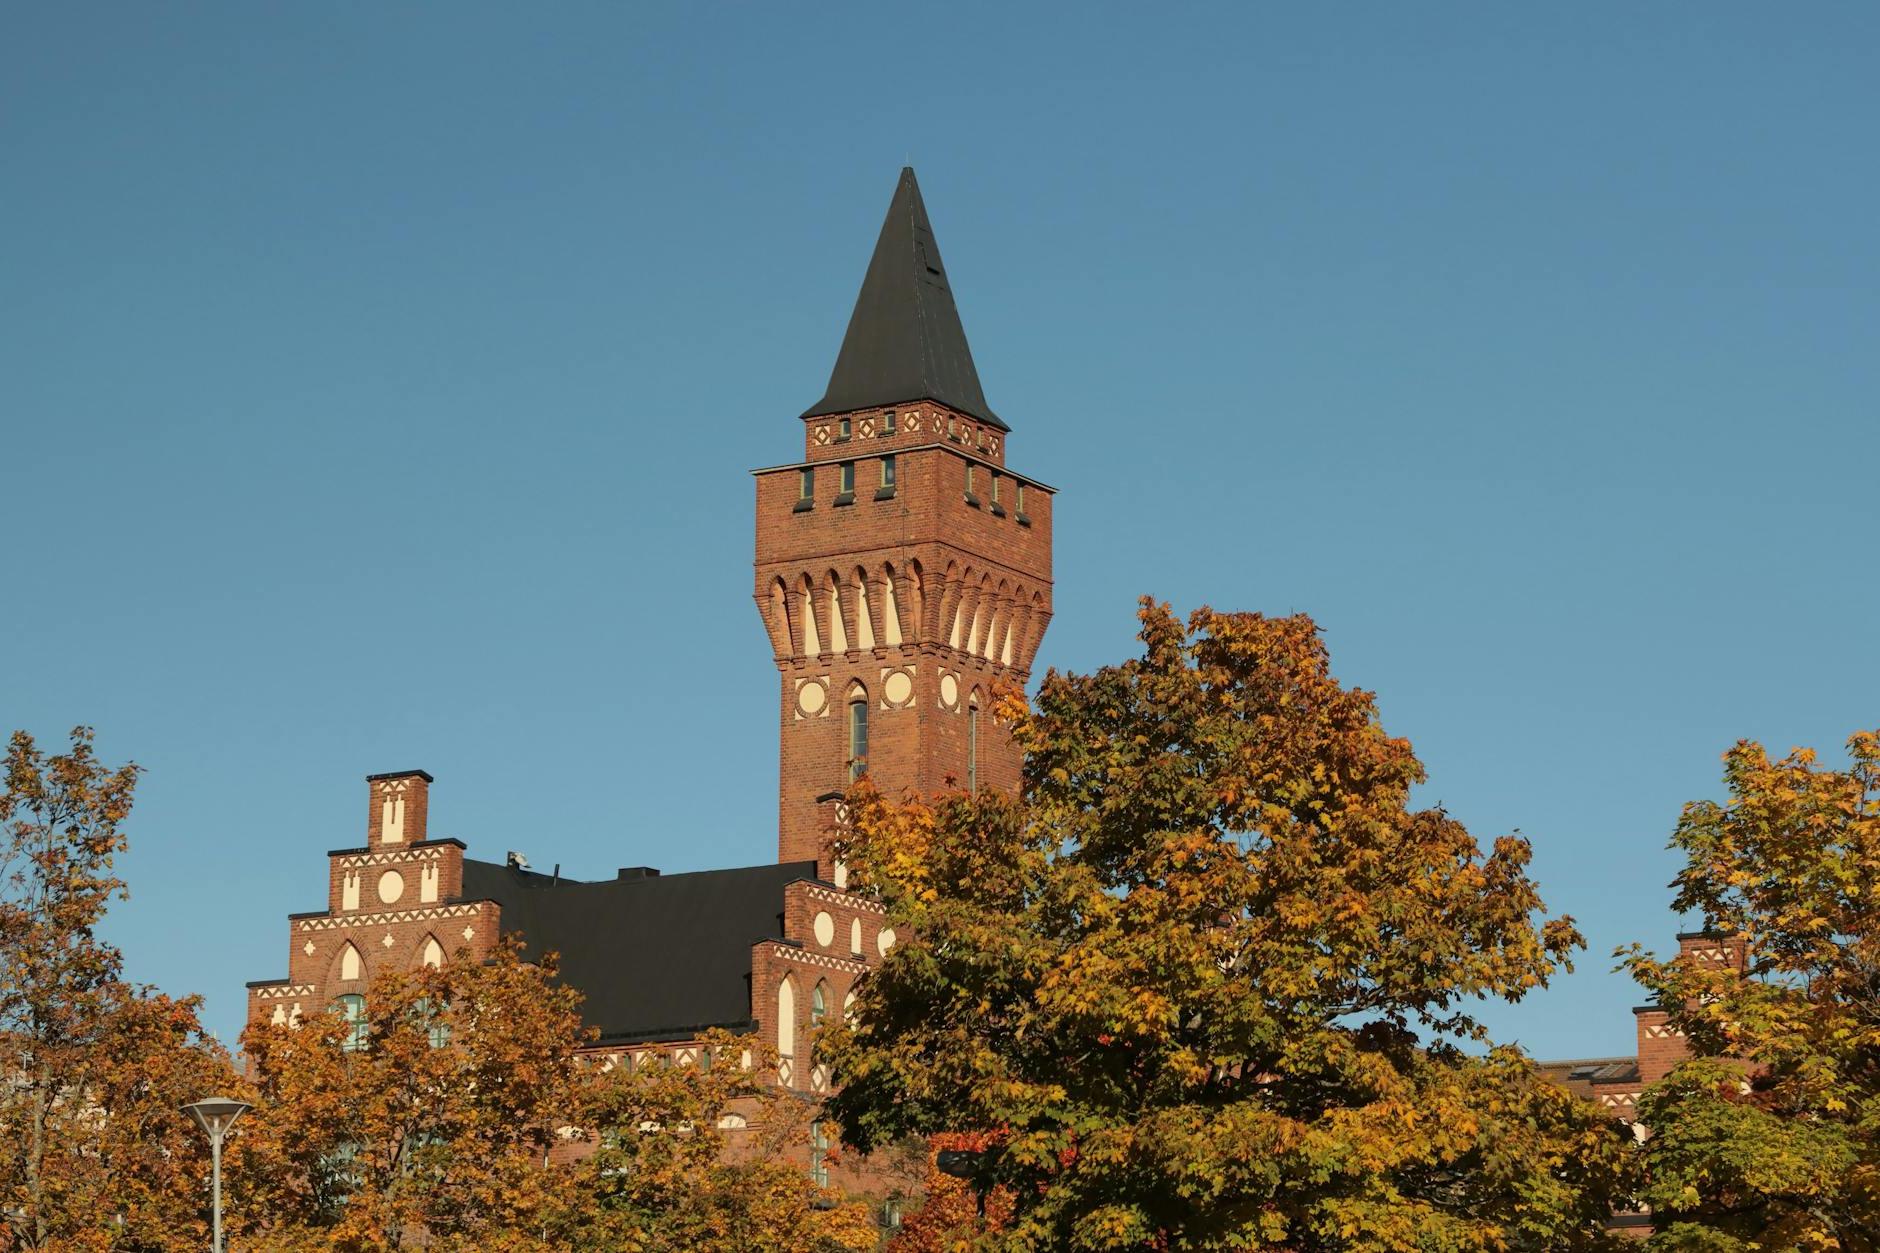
[[802, 168, 1006, 432]]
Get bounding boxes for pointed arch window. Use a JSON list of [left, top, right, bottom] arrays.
[[848, 691, 869, 781], [967, 699, 980, 793], [811, 980, 828, 1028]]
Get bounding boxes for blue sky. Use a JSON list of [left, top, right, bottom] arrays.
[[3, 4, 1875, 1060]]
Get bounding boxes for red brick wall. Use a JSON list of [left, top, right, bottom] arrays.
[[799, 401, 1009, 468], [755, 401, 1054, 867]]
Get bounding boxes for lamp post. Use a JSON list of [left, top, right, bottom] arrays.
[[182, 1097, 250, 1252]]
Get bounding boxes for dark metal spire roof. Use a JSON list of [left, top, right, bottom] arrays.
[[802, 167, 1007, 432]]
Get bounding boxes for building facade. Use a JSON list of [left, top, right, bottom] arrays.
[[244, 167, 1053, 1188]]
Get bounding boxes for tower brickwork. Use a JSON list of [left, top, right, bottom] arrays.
[[753, 169, 1054, 870]]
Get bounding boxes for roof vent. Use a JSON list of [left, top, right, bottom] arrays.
[[616, 866, 661, 881]]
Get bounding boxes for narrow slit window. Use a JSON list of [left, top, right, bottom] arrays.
[[840, 461, 855, 494], [838, 417, 851, 441], [799, 467, 814, 500], [882, 411, 897, 434], [848, 696, 869, 780], [968, 704, 979, 793], [881, 455, 896, 488], [810, 1120, 831, 1187]]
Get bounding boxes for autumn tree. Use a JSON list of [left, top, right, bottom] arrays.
[[235, 936, 590, 1251], [1624, 732, 1880, 1251], [883, 1132, 1014, 1253], [567, 1030, 879, 1253], [823, 602, 1636, 1251], [0, 727, 240, 1252]]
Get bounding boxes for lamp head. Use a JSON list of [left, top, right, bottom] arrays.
[[182, 1097, 252, 1142], [935, 1148, 983, 1180]]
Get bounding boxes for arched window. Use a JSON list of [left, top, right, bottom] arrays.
[[967, 699, 980, 793], [336, 994, 368, 1053], [847, 689, 868, 781], [810, 1119, 831, 1187], [811, 980, 828, 1028]]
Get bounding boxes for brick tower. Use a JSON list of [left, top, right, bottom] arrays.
[[754, 168, 1054, 871]]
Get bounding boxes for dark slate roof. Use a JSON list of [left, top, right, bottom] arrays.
[[802, 167, 1007, 432], [458, 859, 817, 1045], [1534, 1056, 1642, 1099]]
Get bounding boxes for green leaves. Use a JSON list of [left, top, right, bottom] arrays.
[[0, 727, 238, 1253], [1627, 732, 1880, 1249], [827, 602, 1625, 1250]]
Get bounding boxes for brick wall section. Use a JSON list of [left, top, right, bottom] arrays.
[[246, 770, 501, 1035], [755, 400, 1054, 869], [1632, 931, 1748, 1086]]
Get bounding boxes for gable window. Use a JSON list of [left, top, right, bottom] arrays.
[[837, 417, 852, 442], [336, 994, 368, 1053], [848, 695, 869, 781], [882, 411, 896, 435]]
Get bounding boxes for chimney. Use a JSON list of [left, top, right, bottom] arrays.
[[616, 866, 661, 881], [366, 770, 432, 848]]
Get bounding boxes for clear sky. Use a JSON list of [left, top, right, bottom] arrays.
[[4, 4, 1875, 1061]]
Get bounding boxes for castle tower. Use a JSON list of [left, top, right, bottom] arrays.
[[753, 168, 1054, 870]]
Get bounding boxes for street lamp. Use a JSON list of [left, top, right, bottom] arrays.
[[181, 1097, 250, 1252], [936, 1148, 991, 1219]]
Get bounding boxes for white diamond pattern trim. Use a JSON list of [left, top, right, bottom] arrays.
[[296, 903, 483, 932]]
